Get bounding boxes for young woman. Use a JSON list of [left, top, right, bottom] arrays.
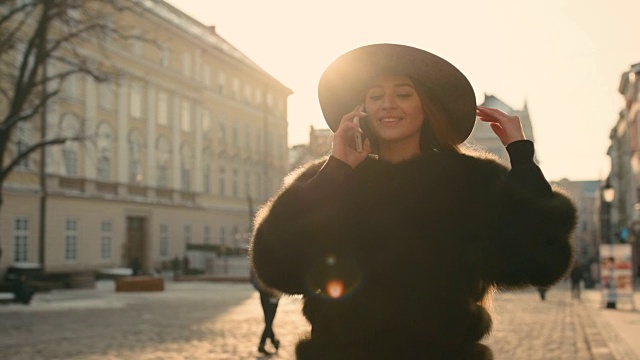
[[250, 43, 576, 359]]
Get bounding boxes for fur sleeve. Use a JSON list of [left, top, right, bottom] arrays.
[[249, 156, 355, 294], [472, 143, 577, 288]]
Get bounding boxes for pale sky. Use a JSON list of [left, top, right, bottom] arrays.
[[165, 0, 640, 182]]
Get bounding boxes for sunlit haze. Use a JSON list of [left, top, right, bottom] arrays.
[[165, 0, 640, 181]]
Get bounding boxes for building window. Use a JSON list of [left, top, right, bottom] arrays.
[[62, 72, 81, 99], [203, 65, 211, 86], [219, 166, 226, 197], [14, 123, 30, 170], [244, 170, 251, 197], [184, 225, 192, 246], [218, 121, 227, 146], [232, 126, 238, 147], [204, 226, 211, 244], [59, 114, 80, 175], [255, 88, 262, 106], [232, 168, 238, 198], [181, 144, 193, 192], [159, 224, 169, 257], [129, 80, 143, 119], [100, 221, 113, 260], [232, 78, 240, 100], [246, 128, 252, 155], [156, 136, 170, 188], [256, 132, 262, 155], [180, 100, 191, 132], [182, 52, 192, 78], [131, 29, 143, 56], [160, 44, 169, 68], [96, 123, 113, 181], [220, 227, 226, 249], [256, 172, 262, 201], [266, 92, 273, 109], [244, 84, 252, 104], [65, 219, 78, 261], [157, 91, 169, 126], [98, 83, 114, 110], [128, 131, 143, 184], [14, 217, 29, 262], [202, 109, 211, 132], [203, 149, 212, 194], [218, 72, 226, 95], [232, 225, 239, 248], [62, 147, 78, 176], [277, 99, 284, 116], [97, 157, 111, 181]]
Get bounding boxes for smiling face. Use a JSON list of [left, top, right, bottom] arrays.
[[364, 74, 425, 159]]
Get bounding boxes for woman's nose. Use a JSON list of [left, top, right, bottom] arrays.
[[382, 95, 397, 109]]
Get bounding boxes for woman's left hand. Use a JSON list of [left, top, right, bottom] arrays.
[[476, 106, 526, 146]]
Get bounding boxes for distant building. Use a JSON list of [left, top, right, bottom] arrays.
[[552, 179, 600, 283], [605, 61, 640, 278], [288, 126, 333, 171], [465, 94, 536, 165], [0, 1, 291, 277]]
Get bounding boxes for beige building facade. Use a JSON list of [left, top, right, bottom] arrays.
[[0, 1, 291, 276]]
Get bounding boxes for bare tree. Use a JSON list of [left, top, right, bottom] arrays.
[[0, 0, 154, 207]]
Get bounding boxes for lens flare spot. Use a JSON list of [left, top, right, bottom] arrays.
[[326, 255, 337, 266], [326, 280, 344, 299]]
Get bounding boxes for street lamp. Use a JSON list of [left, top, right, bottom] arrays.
[[601, 179, 616, 309]]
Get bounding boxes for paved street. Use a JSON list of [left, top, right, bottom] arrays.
[[0, 280, 638, 360]]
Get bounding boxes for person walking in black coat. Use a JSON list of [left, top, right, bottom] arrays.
[[570, 263, 584, 300], [250, 270, 281, 355]]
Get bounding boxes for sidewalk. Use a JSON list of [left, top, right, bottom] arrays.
[[0, 280, 639, 359], [580, 286, 640, 359]]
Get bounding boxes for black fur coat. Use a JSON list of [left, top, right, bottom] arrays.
[[250, 140, 576, 359]]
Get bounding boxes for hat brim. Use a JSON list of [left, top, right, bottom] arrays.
[[318, 43, 477, 145]]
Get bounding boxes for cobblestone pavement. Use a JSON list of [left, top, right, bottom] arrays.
[[482, 286, 637, 360], [0, 281, 636, 360]]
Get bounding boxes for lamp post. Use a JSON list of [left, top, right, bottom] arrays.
[[602, 179, 616, 309]]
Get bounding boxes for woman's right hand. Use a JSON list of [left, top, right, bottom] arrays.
[[331, 105, 371, 168]]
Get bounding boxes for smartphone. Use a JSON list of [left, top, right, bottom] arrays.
[[354, 116, 363, 152], [354, 104, 365, 152]]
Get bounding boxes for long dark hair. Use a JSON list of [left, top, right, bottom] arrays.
[[410, 77, 461, 154]]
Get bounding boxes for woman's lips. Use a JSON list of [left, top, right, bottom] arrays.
[[379, 117, 401, 126]]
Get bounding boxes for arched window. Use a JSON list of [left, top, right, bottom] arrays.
[[14, 122, 32, 170], [60, 113, 81, 177], [96, 123, 113, 181], [219, 165, 226, 197], [156, 136, 170, 188], [180, 143, 194, 192], [202, 147, 213, 194], [128, 130, 144, 184]]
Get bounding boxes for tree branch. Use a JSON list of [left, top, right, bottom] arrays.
[[0, 136, 71, 183]]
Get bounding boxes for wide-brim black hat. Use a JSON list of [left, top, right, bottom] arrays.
[[318, 43, 477, 144]]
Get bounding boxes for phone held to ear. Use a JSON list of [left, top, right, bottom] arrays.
[[354, 104, 364, 152], [354, 116, 363, 152]]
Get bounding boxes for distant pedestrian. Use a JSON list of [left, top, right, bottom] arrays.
[[570, 263, 584, 300], [536, 286, 548, 301], [12, 274, 35, 305], [250, 270, 280, 355]]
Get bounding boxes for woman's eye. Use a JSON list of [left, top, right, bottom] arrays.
[[368, 94, 383, 101], [397, 93, 412, 98]]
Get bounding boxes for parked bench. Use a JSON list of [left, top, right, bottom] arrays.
[[115, 276, 164, 292]]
